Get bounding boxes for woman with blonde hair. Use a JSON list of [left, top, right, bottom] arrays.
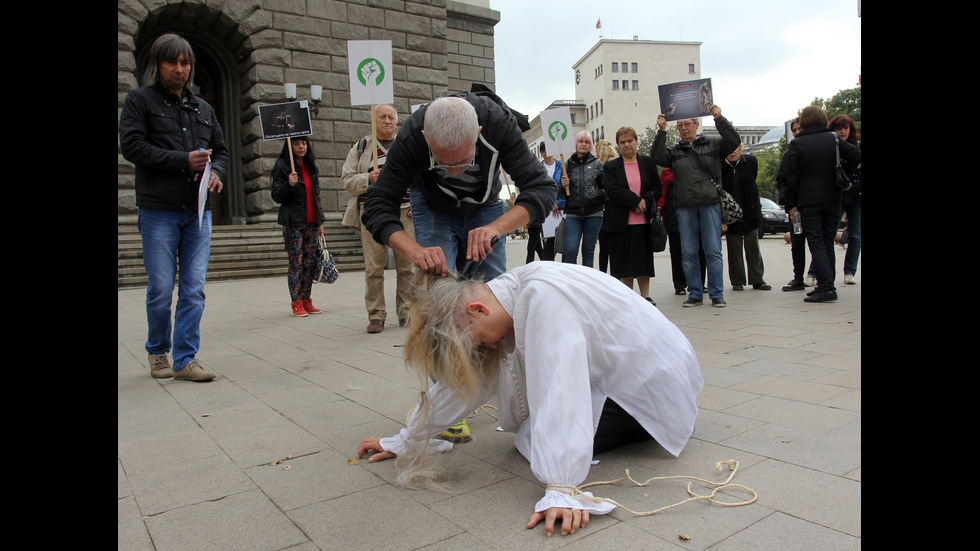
[[357, 261, 703, 538]]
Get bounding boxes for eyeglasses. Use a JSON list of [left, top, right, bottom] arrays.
[[676, 121, 697, 128], [429, 147, 476, 172]]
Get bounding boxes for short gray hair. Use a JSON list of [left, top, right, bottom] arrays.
[[423, 97, 479, 150]]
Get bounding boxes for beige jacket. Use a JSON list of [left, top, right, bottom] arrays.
[[341, 134, 405, 229]]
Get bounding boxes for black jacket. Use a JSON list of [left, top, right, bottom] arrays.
[[270, 155, 325, 227], [119, 83, 229, 211], [720, 153, 762, 234], [777, 126, 861, 209], [601, 154, 662, 234], [362, 92, 556, 246]]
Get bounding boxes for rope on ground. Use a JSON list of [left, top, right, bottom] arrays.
[[546, 459, 758, 517], [470, 404, 498, 421]]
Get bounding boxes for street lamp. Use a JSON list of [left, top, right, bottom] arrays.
[[284, 83, 321, 117]]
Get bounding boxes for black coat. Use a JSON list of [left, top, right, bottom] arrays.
[[601, 154, 662, 234], [777, 126, 861, 209], [720, 153, 762, 234], [270, 156, 325, 227]]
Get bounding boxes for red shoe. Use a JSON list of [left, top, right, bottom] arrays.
[[291, 301, 308, 317], [302, 299, 322, 314]]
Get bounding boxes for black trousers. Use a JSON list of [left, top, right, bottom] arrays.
[[593, 398, 654, 455]]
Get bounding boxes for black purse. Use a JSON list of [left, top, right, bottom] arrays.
[[648, 204, 667, 252], [834, 135, 853, 192]]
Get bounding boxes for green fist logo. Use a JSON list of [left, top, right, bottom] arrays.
[[357, 58, 386, 86], [548, 121, 568, 142]]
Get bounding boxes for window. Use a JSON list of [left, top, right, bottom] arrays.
[[632, 80, 639, 90], [631, 62, 638, 72], [600, 99, 603, 114], [622, 61, 629, 72], [611, 62, 618, 72], [612, 80, 619, 90], [621, 80, 628, 91], [689, 63, 695, 73]]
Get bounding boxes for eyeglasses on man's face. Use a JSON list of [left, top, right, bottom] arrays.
[[429, 147, 476, 172]]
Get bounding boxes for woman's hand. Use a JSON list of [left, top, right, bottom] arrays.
[[527, 507, 589, 537], [288, 172, 299, 186], [356, 437, 396, 463]]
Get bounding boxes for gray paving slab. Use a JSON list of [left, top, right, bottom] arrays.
[[119, 235, 860, 549]]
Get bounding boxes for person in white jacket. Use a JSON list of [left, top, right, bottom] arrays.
[[357, 261, 703, 537]]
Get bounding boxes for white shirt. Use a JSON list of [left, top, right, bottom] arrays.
[[380, 262, 703, 514]]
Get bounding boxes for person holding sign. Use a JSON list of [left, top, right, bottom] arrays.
[[651, 105, 740, 308], [361, 93, 556, 281], [355, 261, 703, 538], [341, 104, 415, 333], [558, 132, 605, 268], [119, 32, 228, 382], [271, 136, 326, 317]]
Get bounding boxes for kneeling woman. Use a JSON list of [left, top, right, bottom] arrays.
[[357, 262, 703, 537]]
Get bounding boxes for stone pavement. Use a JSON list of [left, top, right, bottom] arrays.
[[118, 236, 861, 550]]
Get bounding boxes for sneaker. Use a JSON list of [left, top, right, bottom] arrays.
[[804, 290, 838, 303], [804, 275, 816, 287], [711, 297, 727, 308], [782, 280, 805, 291], [148, 353, 173, 379], [302, 299, 322, 314], [844, 274, 856, 285], [753, 283, 772, 290], [645, 297, 657, 306], [291, 301, 308, 317], [367, 319, 384, 334], [438, 419, 472, 443], [173, 360, 216, 382], [682, 297, 703, 307]]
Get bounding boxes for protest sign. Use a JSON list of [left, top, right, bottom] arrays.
[[658, 78, 714, 121]]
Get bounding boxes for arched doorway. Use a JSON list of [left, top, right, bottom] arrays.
[[133, 28, 246, 226]]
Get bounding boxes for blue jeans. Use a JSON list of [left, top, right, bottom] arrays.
[[676, 203, 724, 300], [409, 188, 507, 281], [137, 207, 212, 370], [561, 214, 603, 268], [841, 196, 861, 276]]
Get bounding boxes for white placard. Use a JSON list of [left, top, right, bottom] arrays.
[[198, 155, 211, 230], [539, 107, 575, 156], [347, 40, 393, 106]]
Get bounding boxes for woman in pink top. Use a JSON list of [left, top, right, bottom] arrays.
[[600, 127, 663, 304]]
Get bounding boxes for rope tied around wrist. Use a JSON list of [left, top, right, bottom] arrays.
[[545, 459, 758, 517]]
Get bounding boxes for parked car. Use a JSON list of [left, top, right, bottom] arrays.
[[759, 197, 789, 235]]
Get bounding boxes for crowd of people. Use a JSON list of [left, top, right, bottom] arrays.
[[121, 32, 860, 539]]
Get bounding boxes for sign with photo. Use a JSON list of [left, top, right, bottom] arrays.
[[347, 40, 394, 106], [258, 101, 313, 140], [657, 78, 714, 122]]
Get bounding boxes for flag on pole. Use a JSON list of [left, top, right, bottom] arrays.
[[596, 18, 601, 29]]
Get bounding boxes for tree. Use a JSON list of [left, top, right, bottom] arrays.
[[812, 75, 861, 134], [636, 125, 679, 171]]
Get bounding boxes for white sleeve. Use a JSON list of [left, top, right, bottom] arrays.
[[380, 379, 497, 457], [517, 284, 616, 515]]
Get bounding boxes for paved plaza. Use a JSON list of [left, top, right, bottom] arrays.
[[118, 236, 861, 550]]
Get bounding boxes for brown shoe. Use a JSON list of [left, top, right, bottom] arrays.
[[302, 299, 322, 314], [367, 319, 384, 334], [173, 360, 216, 382], [753, 283, 772, 290], [148, 353, 173, 379]]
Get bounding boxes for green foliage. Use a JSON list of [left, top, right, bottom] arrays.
[[812, 79, 861, 134], [753, 137, 787, 201], [636, 125, 679, 159]]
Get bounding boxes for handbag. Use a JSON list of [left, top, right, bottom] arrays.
[[313, 233, 339, 284], [554, 218, 566, 255], [833, 135, 853, 192], [683, 150, 742, 225], [648, 204, 667, 252]]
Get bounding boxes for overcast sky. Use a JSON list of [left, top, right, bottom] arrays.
[[489, 0, 862, 128]]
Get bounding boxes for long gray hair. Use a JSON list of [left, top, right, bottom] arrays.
[[144, 33, 196, 90]]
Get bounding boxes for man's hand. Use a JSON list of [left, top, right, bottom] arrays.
[[368, 167, 382, 185], [466, 225, 503, 262], [710, 105, 722, 119], [527, 507, 589, 538], [657, 114, 667, 131], [357, 437, 396, 463], [188, 149, 211, 171]]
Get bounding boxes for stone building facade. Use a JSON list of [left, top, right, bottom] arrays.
[[117, 0, 500, 226]]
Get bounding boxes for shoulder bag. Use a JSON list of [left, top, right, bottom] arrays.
[[313, 233, 339, 284], [833, 135, 853, 192], [683, 150, 742, 225], [554, 218, 566, 255], [648, 204, 668, 252]]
